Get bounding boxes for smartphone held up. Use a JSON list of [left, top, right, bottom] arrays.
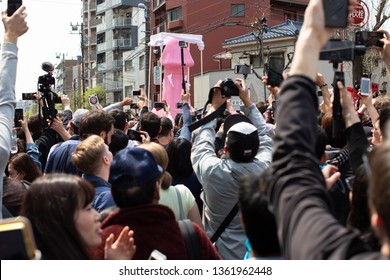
[[360, 77, 371, 96], [14, 108, 23, 128], [7, 0, 23, 17], [323, 0, 349, 28]]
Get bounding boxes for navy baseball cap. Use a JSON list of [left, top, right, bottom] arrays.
[[109, 147, 163, 187]]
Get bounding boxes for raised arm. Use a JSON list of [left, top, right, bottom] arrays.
[[0, 6, 28, 218]]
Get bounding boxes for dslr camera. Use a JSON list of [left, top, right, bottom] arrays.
[[220, 78, 239, 97]]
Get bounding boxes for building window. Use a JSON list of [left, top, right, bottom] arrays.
[[114, 91, 122, 103], [250, 55, 261, 68], [125, 60, 133, 71], [139, 55, 145, 70], [232, 4, 245, 17], [168, 6, 182, 22], [284, 10, 297, 21]]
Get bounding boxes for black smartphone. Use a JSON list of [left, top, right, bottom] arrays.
[[355, 31, 384, 48], [14, 108, 23, 128], [22, 92, 35, 100], [0, 217, 38, 260], [234, 64, 252, 75], [127, 129, 143, 142], [267, 56, 284, 87], [332, 71, 345, 138], [176, 102, 183, 109], [133, 90, 141, 96], [130, 103, 138, 109], [271, 100, 277, 111], [323, 0, 348, 28], [7, 0, 22, 17], [154, 102, 165, 109]]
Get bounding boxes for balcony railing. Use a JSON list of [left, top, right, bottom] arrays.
[[112, 60, 123, 69], [106, 80, 123, 91], [97, 0, 122, 14], [97, 60, 123, 73], [114, 38, 132, 48], [113, 18, 132, 27], [97, 17, 132, 33], [153, 21, 166, 34]]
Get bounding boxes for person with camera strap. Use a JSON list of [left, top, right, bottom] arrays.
[[191, 77, 273, 259]]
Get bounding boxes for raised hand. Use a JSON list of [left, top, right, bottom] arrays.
[[104, 226, 136, 260]]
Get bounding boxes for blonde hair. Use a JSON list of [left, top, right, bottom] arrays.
[[138, 142, 172, 190], [71, 135, 106, 175]]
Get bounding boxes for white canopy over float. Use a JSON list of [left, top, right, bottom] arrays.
[[148, 32, 205, 104]]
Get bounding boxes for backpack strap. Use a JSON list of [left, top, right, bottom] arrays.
[[210, 202, 239, 243], [178, 219, 201, 260], [173, 186, 186, 220]]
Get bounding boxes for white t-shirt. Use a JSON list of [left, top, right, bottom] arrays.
[[159, 184, 195, 220]]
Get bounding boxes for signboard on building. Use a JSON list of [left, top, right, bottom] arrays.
[[154, 66, 161, 85], [349, 2, 369, 27]]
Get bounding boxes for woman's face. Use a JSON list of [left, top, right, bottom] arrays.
[[8, 163, 24, 180], [74, 204, 102, 248]]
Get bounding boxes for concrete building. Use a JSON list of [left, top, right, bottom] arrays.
[[95, 0, 145, 104], [55, 58, 79, 96], [122, 5, 148, 99], [82, 0, 102, 91]]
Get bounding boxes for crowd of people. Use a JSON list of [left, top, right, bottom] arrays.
[[1, 1, 390, 260]]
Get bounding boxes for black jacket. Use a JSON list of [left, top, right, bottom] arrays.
[[266, 75, 385, 259]]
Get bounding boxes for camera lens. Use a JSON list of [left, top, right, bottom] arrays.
[[221, 78, 239, 97]]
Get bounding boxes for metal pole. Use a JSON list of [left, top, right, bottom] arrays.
[[260, 16, 267, 102], [62, 53, 66, 95], [81, 23, 86, 95], [145, 9, 150, 102]]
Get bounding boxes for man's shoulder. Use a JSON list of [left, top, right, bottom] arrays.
[[51, 139, 80, 153]]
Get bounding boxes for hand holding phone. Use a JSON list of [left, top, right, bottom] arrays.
[[360, 77, 371, 96], [127, 129, 143, 142], [7, 0, 23, 17], [14, 108, 23, 128], [355, 31, 384, 48], [267, 56, 284, 87], [323, 0, 348, 28], [154, 102, 166, 109], [176, 102, 183, 109]]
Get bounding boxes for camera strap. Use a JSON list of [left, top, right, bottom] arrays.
[[188, 102, 226, 132]]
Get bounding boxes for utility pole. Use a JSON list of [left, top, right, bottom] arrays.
[[70, 22, 86, 106], [259, 16, 268, 102], [138, 3, 150, 102]]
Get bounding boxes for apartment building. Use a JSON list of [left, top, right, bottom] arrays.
[[95, 0, 145, 104], [55, 58, 79, 96], [82, 0, 102, 91]]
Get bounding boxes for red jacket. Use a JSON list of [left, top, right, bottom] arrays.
[[90, 204, 220, 260]]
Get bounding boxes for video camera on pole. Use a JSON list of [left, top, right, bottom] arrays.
[[22, 62, 61, 128], [39, 62, 61, 127], [319, 28, 385, 139]]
